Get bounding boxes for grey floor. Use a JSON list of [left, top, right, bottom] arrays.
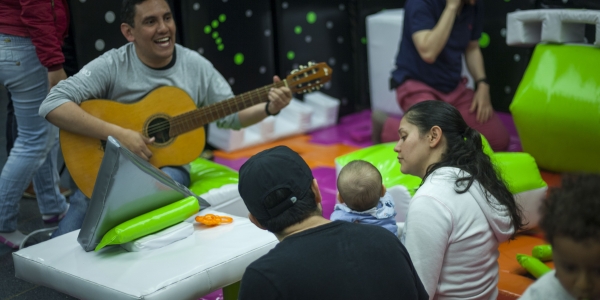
[[0, 85, 76, 300]]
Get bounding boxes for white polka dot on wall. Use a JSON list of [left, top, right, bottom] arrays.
[[292, 63, 299, 70], [246, 10, 253, 17], [259, 66, 266, 74], [228, 78, 235, 85], [341, 97, 348, 105], [513, 54, 521, 62], [193, 3, 200, 10], [305, 35, 312, 43], [504, 86, 512, 94], [264, 29, 271, 37], [337, 36, 344, 44], [328, 57, 336, 66], [282, 2, 289, 9], [324, 82, 332, 90], [95, 39, 105, 51], [339, 4, 345, 11], [500, 28, 507, 38], [222, 0, 228, 2], [105, 11, 115, 23], [342, 63, 349, 72], [79, 0, 86, 3], [197, 48, 204, 54], [326, 21, 333, 29]]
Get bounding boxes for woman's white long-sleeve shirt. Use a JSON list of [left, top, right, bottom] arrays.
[[401, 167, 514, 300]]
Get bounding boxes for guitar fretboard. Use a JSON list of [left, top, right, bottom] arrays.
[[169, 81, 287, 137]]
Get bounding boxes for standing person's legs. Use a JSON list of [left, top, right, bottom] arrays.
[[52, 166, 191, 238], [6, 92, 17, 153], [0, 34, 67, 247], [446, 82, 509, 151]]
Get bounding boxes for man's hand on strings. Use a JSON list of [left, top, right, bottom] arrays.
[[116, 128, 155, 161]]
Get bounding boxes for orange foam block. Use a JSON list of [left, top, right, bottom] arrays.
[[213, 134, 360, 169]]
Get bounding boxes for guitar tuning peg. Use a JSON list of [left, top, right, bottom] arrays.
[[308, 62, 315, 66], [299, 65, 306, 70], [291, 69, 299, 74]]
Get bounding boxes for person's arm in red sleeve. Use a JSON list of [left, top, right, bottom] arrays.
[[20, 0, 67, 88]]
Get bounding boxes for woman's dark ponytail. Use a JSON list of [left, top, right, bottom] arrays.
[[404, 100, 524, 237]]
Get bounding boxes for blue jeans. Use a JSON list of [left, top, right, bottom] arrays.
[[0, 34, 68, 232], [52, 166, 190, 237]]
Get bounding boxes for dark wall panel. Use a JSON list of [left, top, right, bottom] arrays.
[[68, 0, 181, 69], [273, 0, 356, 118], [179, 0, 276, 95], [480, 0, 536, 112]]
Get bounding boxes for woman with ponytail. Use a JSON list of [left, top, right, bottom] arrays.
[[394, 100, 524, 300]]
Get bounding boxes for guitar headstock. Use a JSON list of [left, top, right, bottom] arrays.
[[285, 62, 333, 94]]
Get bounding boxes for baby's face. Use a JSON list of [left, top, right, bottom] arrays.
[[553, 236, 600, 300]]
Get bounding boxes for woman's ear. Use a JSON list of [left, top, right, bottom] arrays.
[[429, 126, 443, 148], [381, 185, 387, 197]]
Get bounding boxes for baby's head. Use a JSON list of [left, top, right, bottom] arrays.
[[540, 173, 600, 300], [337, 160, 385, 212]]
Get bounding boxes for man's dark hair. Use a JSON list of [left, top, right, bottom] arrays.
[[338, 160, 382, 212], [121, 0, 148, 27], [540, 173, 600, 244], [258, 188, 319, 234]]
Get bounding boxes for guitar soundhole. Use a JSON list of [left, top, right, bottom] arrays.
[[146, 115, 173, 145]]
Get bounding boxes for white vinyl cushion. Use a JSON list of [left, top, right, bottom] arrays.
[[13, 209, 277, 300], [506, 9, 600, 46]]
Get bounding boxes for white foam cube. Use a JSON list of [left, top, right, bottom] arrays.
[[303, 91, 340, 130]]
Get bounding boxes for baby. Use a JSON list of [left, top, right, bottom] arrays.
[[330, 160, 398, 235], [520, 173, 600, 300]]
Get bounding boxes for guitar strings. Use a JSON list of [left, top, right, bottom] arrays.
[[145, 84, 280, 136], [146, 85, 273, 135]]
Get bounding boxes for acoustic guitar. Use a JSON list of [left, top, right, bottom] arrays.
[[61, 62, 332, 197]]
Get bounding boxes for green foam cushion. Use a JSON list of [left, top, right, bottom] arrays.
[[189, 158, 239, 196], [335, 139, 546, 196], [510, 44, 600, 173], [335, 143, 422, 196], [95, 196, 199, 251]]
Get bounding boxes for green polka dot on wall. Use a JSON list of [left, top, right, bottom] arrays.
[[306, 12, 317, 24], [294, 26, 302, 34], [219, 14, 226, 22], [287, 51, 295, 60], [479, 32, 490, 48], [204, 25, 211, 34], [211, 20, 219, 29], [361, 37, 367, 45], [234, 53, 244, 65], [212, 32, 219, 39], [218, 44, 224, 51], [215, 37, 222, 45]]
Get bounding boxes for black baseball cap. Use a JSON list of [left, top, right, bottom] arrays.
[[238, 146, 314, 221]]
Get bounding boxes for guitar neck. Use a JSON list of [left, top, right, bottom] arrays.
[[170, 81, 287, 136]]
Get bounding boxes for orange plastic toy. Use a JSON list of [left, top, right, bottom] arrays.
[[195, 214, 233, 226]]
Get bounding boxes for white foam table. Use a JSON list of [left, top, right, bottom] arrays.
[[12, 209, 277, 300]]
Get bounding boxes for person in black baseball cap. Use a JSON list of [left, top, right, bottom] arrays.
[[237, 146, 428, 300], [238, 145, 330, 238]]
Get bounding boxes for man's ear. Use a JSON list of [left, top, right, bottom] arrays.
[[429, 125, 443, 148], [121, 23, 135, 42], [248, 213, 266, 230], [381, 185, 387, 197], [311, 179, 322, 205]]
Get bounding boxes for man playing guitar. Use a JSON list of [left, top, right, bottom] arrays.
[[40, 0, 293, 237]]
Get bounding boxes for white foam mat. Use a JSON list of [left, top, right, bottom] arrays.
[[507, 9, 600, 46]]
